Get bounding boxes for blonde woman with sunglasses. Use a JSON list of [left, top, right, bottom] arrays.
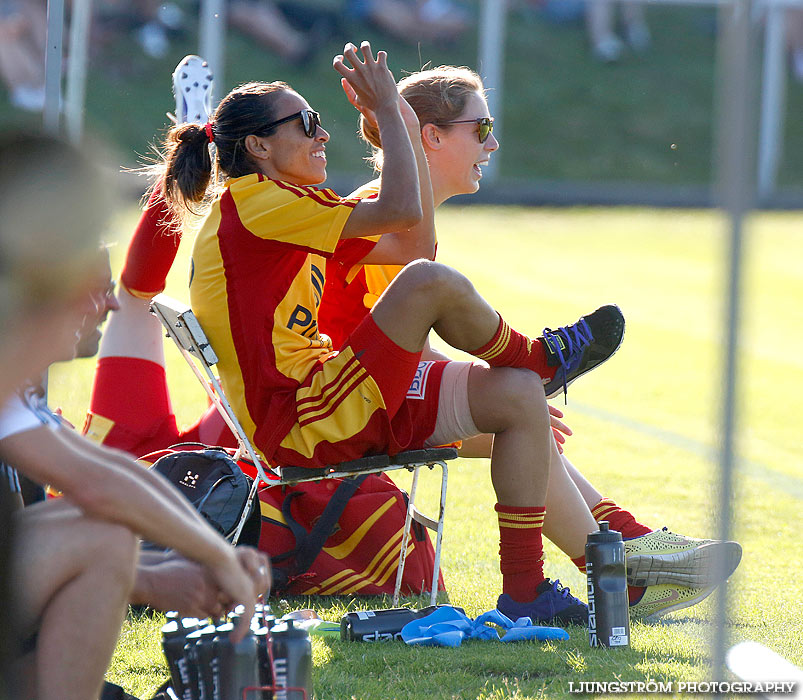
[[316, 65, 742, 623]]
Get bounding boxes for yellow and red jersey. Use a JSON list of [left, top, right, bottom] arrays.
[[189, 173, 374, 461], [318, 180, 435, 349]]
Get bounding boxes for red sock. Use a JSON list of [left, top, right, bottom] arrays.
[[571, 555, 586, 574], [496, 504, 546, 603], [120, 186, 181, 299], [591, 498, 652, 539], [471, 315, 558, 381]]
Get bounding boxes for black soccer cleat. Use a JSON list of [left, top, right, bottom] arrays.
[[540, 304, 625, 400]]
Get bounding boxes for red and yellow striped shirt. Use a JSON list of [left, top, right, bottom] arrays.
[[189, 173, 373, 460]]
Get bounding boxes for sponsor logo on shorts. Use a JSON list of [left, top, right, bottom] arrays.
[[407, 361, 435, 400]]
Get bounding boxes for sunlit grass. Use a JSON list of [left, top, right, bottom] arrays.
[[49, 204, 803, 699]]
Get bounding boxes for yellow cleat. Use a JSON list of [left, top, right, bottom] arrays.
[[629, 584, 716, 622], [624, 527, 742, 587]]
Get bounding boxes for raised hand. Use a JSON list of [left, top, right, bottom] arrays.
[[333, 41, 399, 119]]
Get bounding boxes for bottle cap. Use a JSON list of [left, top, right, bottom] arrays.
[[587, 520, 623, 544]]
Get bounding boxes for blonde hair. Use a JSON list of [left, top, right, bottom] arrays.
[[360, 66, 485, 171]]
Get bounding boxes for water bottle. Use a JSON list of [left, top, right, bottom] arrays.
[[586, 521, 630, 648], [161, 617, 200, 698], [254, 626, 273, 700], [270, 619, 312, 700], [340, 606, 464, 642], [210, 622, 260, 700], [197, 623, 222, 700], [185, 624, 216, 700]]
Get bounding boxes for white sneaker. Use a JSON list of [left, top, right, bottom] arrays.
[[592, 35, 625, 63], [172, 55, 214, 125]]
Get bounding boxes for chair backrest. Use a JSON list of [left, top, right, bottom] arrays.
[[149, 293, 275, 485]]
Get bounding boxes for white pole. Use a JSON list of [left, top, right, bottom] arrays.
[[64, 0, 93, 145], [200, 0, 226, 106], [712, 0, 757, 684], [757, 1, 787, 201], [44, 0, 65, 135], [478, 0, 507, 182]]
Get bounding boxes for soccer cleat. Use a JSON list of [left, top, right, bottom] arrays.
[[172, 55, 214, 125], [541, 304, 625, 400], [624, 527, 742, 588], [629, 583, 715, 622], [497, 578, 588, 626]]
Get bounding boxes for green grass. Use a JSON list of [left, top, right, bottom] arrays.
[[3, 2, 803, 187], [48, 203, 803, 698]]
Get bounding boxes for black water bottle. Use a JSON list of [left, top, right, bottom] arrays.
[[185, 624, 216, 700], [340, 605, 464, 642], [586, 521, 630, 648], [254, 626, 273, 700], [210, 623, 260, 700], [270, 619, 312, 700], [197, 623, 222, 700], [161, 617, 201, 698]]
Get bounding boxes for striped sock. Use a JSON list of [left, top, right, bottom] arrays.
[[496, 504, 546, 603], [120, 186, 181, 299], [591, 497, 652, 539], [471, 315, 557, 381]]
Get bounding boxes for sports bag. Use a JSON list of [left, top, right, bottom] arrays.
[[140, 444, 261, 547], [256, 472, 445, 597]]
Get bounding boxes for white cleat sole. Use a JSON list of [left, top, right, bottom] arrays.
[[627, 541, 742, 587]]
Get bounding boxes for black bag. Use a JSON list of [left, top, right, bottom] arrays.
[[144, 444, 261, 547]]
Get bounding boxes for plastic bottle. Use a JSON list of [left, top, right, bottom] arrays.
[[270, 619, 312, 700], [586, 521, 630, 648], [161, 617, 201, 699], [210, 622, 260, 700], [340, 605, 464, 642]]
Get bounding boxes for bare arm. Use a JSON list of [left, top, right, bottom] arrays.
[[334, 42, 423, 239], [0, 427, 260, 639]]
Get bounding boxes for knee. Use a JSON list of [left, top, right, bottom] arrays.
[[486, 367, 549, 428], [397, 260, 475, 305], [88, 522, 138, 588]]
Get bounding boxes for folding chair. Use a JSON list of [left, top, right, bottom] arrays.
[[150, 294, 453, 606]]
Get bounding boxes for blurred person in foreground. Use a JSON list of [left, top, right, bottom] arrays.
[[0, 133, 269, 700]]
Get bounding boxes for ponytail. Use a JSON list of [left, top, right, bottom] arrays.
[[160, 122, 214, 217]]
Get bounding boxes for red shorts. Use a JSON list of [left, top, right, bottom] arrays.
[[82, 356, 237, 457], [272, 314, 447, 468]]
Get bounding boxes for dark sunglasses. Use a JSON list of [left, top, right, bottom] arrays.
[[437, 117, 494, 143], [261, 108, 322, 138]]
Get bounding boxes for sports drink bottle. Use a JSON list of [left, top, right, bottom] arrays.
[[210, 622, 260, 700], [340, 605, 464, 642], [161, 617, 201, 699], [586, 521, 630, 648], [270, 619, 312, 700]]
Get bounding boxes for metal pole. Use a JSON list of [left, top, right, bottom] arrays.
[[712, 0, 757, 686], [44, 0, 65, 135], [199, 0, 226, 106], [478, 0, 507, 182], [64, 0, 93, 145], [757, 1, 787, 202]]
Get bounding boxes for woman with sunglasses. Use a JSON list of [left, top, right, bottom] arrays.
[[128, 42, 626, 626], [316, 65, 742, 622]]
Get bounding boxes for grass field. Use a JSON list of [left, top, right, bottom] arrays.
[[48, 203, 803, 699]]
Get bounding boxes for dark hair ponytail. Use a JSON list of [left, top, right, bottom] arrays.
[[162, 122, 213, 215]]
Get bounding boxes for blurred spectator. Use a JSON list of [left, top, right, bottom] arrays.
[[94, 0, 185, 60], [349, 0, 472, 44], [228, 0, 330, 65], [0, 132, 269, 700], [788, 8, 803, 83], [0, 0, 47, 112], [586, 0, 650, 63]]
